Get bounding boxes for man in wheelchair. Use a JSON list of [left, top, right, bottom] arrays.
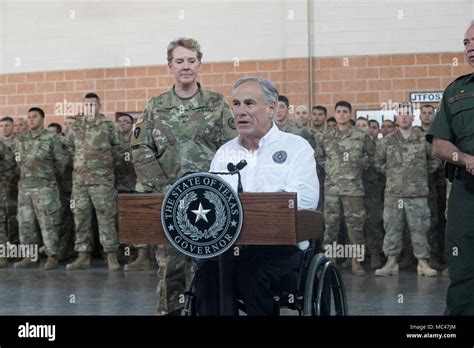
[[194, 76, 319, 315]]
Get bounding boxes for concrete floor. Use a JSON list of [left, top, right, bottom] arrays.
[[0, 260, 449, 316], [342, 269, 448, 315]]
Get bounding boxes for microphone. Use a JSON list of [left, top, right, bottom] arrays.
[[236, 159, 247, 171], [227, 162, 237, 173], [226, 160, 247, 193]]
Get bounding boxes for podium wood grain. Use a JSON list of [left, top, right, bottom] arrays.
[[118, 192, 323, 245]]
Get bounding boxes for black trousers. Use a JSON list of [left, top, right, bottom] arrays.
[[445, 180, 474, 315], [195, 245, 303, 316]]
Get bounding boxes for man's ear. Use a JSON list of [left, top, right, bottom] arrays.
[[268, 100, 277, 118]]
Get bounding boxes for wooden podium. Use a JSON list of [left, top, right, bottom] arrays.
[[118, 191, 324, 315], [118, 192, 324, 245]]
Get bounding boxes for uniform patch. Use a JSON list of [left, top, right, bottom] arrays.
[[228, 118, 236, 130], [272, 150, 287, 164], [133, 126, 141, 139]]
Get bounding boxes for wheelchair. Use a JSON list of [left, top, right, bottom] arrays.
[[182, 239, 348, 316]]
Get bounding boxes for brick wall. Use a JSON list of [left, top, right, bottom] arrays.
[[313, 53, 472, 113], [0, 52, 471, 126]]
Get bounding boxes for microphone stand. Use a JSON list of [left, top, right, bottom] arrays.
[[209, 171, 243, 193], [210, 163, 246, 315]]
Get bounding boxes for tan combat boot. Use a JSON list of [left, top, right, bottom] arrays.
[[44, 256, 58, 270], [375, 255, 398, 276], [0, 257, 7, 268], [13, 257, 38, 269], [417, 259, 438, 277], [66, 252, 91, 270], [351, 258, 366, 276], [124, 248, 150, 271], [107, 252, 121, 272], [370, 253, 382, 270]]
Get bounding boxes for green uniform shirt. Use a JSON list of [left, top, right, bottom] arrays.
[[1, 135, 20, 190], [315, 125, 375, 196], [426, 72, 474, 315], [131, 83, 237, 193], [427, 73, 474, 153], [114, 141, 137, 193], [375, 128, 440, 197], [64, 114, 128, 186], [0, 139, 16, 184], [2, 135, 18, 152], [363, 138, 385, 197], [17, 128, 67, 189]]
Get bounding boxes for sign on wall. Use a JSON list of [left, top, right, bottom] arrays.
[[410, 91, 443, 103]]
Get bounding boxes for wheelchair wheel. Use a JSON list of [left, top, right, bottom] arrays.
[[303, 253, 348, 316]]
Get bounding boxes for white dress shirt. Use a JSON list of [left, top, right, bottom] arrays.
[[209, 122, 319, 249]]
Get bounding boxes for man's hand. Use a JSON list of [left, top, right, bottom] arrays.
[[462, 153, 474, 175]]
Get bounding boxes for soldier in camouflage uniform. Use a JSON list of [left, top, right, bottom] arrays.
[[368, 119, 380, 140], [13, 116, 28, 137], [315, 101, 375, 275], [275, 96, 316, 149], [113, 114, 149, 271], [115, 114, 137, 193], [374, 103, 440, 277], [13, 107, 68, 270], [355, 117, 385, 269], [419, 104, 446, 268], [311, 106, 327, 210], [0, 116, 20, 246], [56, 115, 76, 262], [130, 38, 237, 315], [64, 93, 129, 271], [294, 105, 310, 127], [0, 138, 16, 268]]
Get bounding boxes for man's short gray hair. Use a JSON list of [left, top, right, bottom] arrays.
[[233, 77, 279, 105]]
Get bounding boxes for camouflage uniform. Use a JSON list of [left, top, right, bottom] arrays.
[[130, 83, 236, 315], [64, 114, 128, 253], [57, 142, 75, 262], [277, 119, 316, 149], [374, 128, 441, 259], [114, 140, 139, 262], [2, 135, 20, 244], [0, 140, 16, 252], [362, 138, 385, 258], [16, 129, 68, 257], [312, 129, 325, 210], [315, 125, 375, 247], [115, 141, 137, 193], [419, 127, 446, 264]]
